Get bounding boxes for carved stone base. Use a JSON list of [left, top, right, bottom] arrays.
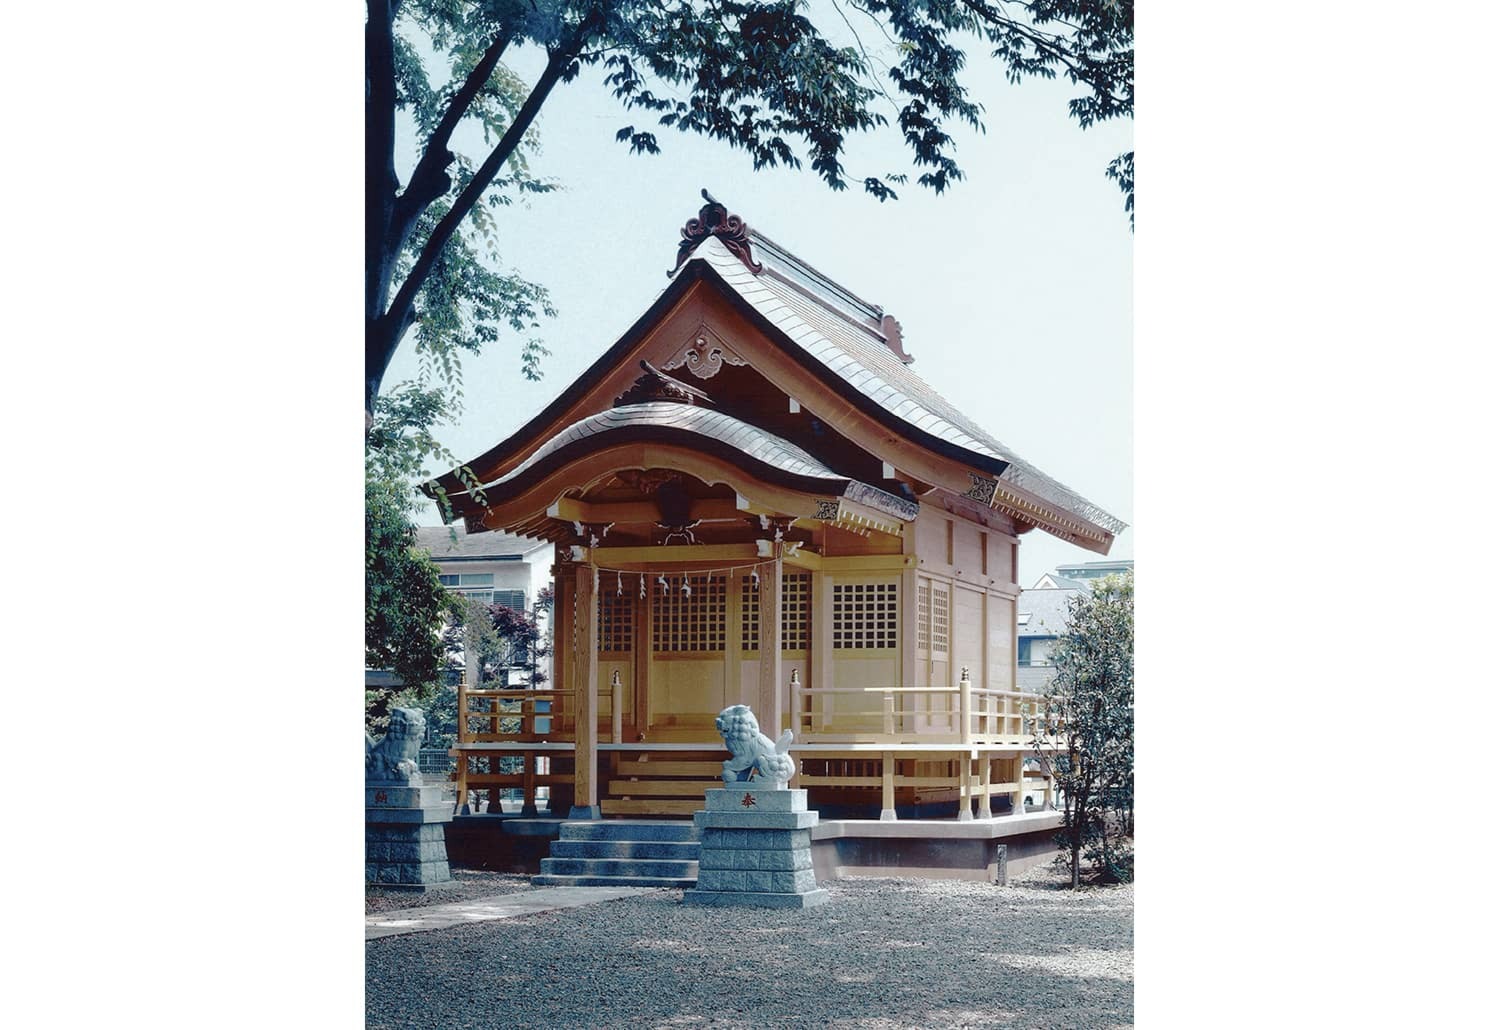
[[682, 790, 828, 909], [366, 783, 454, 888]]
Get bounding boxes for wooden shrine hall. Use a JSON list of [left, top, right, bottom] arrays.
[[425, 193, 1125, 823]]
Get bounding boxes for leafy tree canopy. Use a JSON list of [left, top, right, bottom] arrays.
[[1033, 570, 1133, 886], [367, 0, 1134, 420], [365, 390, 465, 730]]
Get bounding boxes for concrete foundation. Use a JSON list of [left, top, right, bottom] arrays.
[[810, 811, 1064, 882], [445, 814, 567, 873], [444, 808, 1066, 884]]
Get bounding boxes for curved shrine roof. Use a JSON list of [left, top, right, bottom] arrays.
[[484, 400, 918, 523], [426, 217, 1123, 547]]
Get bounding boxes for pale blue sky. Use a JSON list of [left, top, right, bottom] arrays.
[[386, 29, 1133, 584]]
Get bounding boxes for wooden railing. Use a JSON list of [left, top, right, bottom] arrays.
[[790, 668, 1049, 746], [457, 682, 567, 743], [787, 668, 1058, 820]]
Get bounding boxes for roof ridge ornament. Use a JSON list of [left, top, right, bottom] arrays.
[[672, 189, 763, 275]]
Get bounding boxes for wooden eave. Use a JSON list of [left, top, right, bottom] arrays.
[[459, 437, 911, 544]]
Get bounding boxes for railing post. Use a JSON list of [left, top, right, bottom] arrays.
[[883, 690, 896, 738], [959, 668, 973, 745], [790, 670, 803, 736], [611, 670, 623, 744]]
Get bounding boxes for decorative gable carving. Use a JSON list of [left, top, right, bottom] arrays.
[[661, 324, 746, 381]]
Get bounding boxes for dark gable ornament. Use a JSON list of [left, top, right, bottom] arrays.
[[614, 359, 714, 408], [672, 189, 763, 275]]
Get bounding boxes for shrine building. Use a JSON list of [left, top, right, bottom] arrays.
[[425, 194, 1125, 837]]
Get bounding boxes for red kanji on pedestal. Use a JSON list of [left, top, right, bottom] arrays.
[[375, 790, 388, 804], [741, 792, 757, 808]]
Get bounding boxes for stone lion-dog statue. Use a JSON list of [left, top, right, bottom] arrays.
[[714, 704, 796, 788], [365, 706, 425, 783]]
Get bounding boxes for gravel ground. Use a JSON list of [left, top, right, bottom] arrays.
[[366, 870, 534, 915], [366, 863, 1132, 1028]]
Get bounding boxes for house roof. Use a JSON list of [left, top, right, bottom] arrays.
[[414, 525, 548, 561], [1033, 573, 1089, 590], [1017, 587, 1083, 639], [1056, 559, 1134, 577], [425, 206, 1124, 549]]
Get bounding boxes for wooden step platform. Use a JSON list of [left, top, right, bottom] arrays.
[[600, 754, 723, 817]]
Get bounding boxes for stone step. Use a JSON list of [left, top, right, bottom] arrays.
[[557, 820, 699, 843], [539, 857, 699, 879], [550, 839, 701, 861], [530, 873, 698, 889]]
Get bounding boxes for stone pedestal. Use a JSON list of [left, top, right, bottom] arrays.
[[682, 788, 830, 909], [366, 780, 454, 888]]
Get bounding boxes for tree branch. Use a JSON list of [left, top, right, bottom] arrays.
[[391, 29, 515, 254], [369, 21, 596, 408], [366, 0, 401, 324]]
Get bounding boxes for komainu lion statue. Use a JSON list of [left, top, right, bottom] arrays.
[[715, 704, 796, 788], [366, 706, 425, 783]]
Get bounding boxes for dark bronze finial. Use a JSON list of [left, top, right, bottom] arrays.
[[671, 190, 763, 275]]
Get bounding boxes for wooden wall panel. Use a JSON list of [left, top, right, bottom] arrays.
[[987, 592, 1016, 693], [951, 583, 984, 688]]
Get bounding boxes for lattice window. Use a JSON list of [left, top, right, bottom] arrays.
[[741, 572, 812, 651], [782, 572, 810, 650], [597, 591, 633, 653], [931, 583, 949, 655], [917, 581, 931, 652], [651, 574, 726, 652], [832, 581, 898, 650]]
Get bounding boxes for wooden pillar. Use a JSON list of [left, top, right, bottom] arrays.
[[758, 550, 784, 732], [570, 562, 600, 819], [979, 751, 992, 819], [957, 752, 972, 822], [521, 749, 538, 817], [1012, 755, 1027, 816], [813, 569, 834, 729], [880, 749, 896, 821]]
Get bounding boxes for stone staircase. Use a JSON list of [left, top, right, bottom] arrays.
[[531, 820, 700, 888]]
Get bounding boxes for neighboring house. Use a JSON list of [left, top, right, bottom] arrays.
[[1032, 559, 1133, 589], [416, 524, 555, 689], [1016, 584, 1082, 693], [1017, 560, 1133, 691], [421, 193, 1126, 826], [415, 524, 553, 613]]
